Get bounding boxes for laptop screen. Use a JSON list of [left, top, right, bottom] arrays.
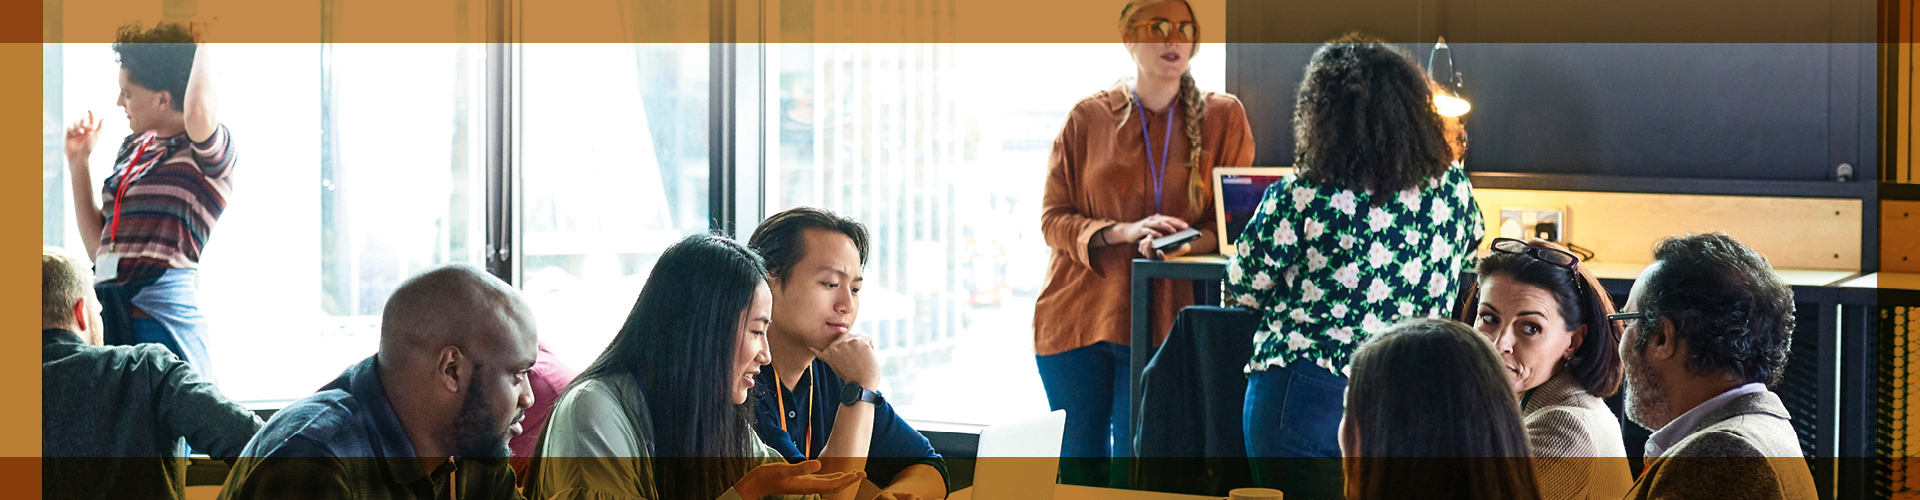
[[1212, 167, 1293, 255]]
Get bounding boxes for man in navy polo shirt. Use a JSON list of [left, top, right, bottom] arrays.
[[747, 207, 949, 500]]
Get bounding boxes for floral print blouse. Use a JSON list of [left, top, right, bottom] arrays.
[[1226, 167, 1485, 376]]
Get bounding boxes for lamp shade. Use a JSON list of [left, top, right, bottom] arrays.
[[1428, 37, 1469, 117]]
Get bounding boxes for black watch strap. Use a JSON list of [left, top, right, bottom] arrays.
[[840, 382, 883, 406]]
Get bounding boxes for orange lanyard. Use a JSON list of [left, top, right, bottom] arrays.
[[769, 364, 815, 459]]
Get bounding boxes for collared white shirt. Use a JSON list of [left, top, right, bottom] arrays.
[[1643, 382, 1769, 460]]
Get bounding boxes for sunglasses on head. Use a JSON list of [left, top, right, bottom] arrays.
[[1488, 237, 1590, 293], [1489, 238, 1580, 268]]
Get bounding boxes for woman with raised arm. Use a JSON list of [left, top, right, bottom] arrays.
[[65, 22, 236, 381]]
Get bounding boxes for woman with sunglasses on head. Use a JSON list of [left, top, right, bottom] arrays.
[[1224, 33, 1482, 500], [1034, 0, 1254, 487], [1469, 238, 1631, 500], [526, 234, 866, 500]]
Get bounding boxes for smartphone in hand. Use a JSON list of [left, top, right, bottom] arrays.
[[1151, 228, 1202, 254]]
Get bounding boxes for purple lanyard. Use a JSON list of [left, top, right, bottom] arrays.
[[1134, 88, 1175, 213]]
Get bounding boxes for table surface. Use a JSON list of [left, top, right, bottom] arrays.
[[1154, 254, 1863, 288], [947, 484, 1222, 500]]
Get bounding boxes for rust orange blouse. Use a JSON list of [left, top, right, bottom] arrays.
[[1034, 81, 1257, 356]]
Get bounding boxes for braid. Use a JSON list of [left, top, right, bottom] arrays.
[[1180, 71, 1210, 209]]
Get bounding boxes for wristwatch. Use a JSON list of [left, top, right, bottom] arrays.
[[840, 382, 883, 406]]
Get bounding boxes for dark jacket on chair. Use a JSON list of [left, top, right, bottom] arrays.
[[1624, 390, 1817, 500], [1133, 306, 1258, 496]]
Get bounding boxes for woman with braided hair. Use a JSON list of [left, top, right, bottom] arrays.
[[1034, 0, 1255, 487]]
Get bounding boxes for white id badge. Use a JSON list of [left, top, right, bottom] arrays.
[[93, 253, 119, 283]]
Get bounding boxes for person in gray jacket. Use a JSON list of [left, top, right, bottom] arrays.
[[1613, 233, 1816, 500]]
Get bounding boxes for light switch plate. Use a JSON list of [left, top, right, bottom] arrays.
[[1498, 207, 1566, 242]]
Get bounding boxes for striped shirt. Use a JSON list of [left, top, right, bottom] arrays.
[[99, 125, 237, 283]]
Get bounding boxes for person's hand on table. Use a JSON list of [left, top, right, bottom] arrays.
[[735, 460, 866, 500], [874, 491, 925, 500]]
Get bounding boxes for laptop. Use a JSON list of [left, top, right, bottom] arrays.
[[1211, 167, 1295, 256], [969, 410, 1068, 500]]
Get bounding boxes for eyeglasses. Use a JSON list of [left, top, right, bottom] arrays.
[[1489, 238, 1580, 268], [1130, 19, 1198, 42], [1608, 310, 1658, 323]]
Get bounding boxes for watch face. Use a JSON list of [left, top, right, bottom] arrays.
[[840, 383, 880, 405]]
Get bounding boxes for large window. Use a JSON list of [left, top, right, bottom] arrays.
[[519, 43, 712, 369], [769, 43, 1225, 424], [45, 37, 1222, 426]]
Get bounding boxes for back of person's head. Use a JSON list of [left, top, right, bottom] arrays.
[[1475, 240, 1624, 397], [378, 264, 529, 364], [747, 206, 869, 285], [1293, 32, 1456, 194], [1639, 232, 1795, 385], [572, 233, 767, 499], [1344, 318, 1541, 500], [112, 22, 196, 112], [43, 247, 94, 331]]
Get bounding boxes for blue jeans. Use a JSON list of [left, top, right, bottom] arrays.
[[1035, 341, 1131, 487], [1243, 362, 1347, 500], [129, 269, 215, 383]]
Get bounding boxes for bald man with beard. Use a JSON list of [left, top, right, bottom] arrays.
[[219, 265, 538, 500]]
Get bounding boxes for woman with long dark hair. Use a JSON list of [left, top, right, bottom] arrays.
[[1225, 33, 1483, 499], [1341, 318, 1542, 500], [527, 234, 866, 500]]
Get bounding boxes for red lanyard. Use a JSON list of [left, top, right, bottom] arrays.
[[109, 132, 163, 245], [769, 364, 815, 459]]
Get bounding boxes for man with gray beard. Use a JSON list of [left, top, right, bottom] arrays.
[[1613, 233, 1815, 500]]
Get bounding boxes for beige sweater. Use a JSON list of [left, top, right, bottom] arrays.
[[1521, 372, 1633, 500]]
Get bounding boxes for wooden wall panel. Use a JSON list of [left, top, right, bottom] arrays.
[[1886, 200, 1920, 272], [1474, 190, 1862, 271]]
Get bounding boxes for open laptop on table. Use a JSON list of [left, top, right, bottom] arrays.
[[1210, 167, 1294, 256], [966, 409, 1067, 500]]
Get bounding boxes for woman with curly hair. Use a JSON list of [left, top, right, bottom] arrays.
[[1224, 33, 1485, 499]]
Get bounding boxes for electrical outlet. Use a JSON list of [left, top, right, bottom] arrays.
[[1498, 207, 1566, 242]]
